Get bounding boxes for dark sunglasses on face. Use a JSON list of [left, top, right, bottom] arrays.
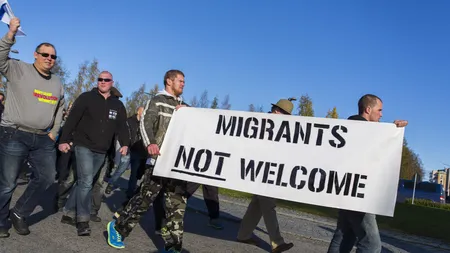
[[37, 52, 57, 60], [98, 78, 112, 82]]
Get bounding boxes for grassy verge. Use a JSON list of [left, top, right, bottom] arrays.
[[218, 188, 450, 243]]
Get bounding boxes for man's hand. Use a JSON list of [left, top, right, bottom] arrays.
[[394, 120, 408, 128], [8, 17, 20, 37], [147, 144, 160, 156], [119, 146, 128, 156], [48, 132, 55, 141], [175, 104, 186, 111], [58, 143, 71, 153]]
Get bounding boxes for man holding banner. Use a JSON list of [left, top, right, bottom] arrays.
[[0, 16, 65, 237], [107, 69, 188, 253], [327, 94, 408, 253], [236, 98, 295, 253]]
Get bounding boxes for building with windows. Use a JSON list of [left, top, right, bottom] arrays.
[[430, 168, 449, 196]]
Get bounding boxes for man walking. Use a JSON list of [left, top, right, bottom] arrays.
[[58, 71, 129, 236], [327, 94, 408, 253], [236, 98, 295, 253], [0, 17, 65, 237], [107, 69, 188, 253]]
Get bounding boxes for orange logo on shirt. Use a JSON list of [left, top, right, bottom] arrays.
[[33, 89, 58, 105]]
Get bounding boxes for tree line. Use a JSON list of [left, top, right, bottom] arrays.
[[0, 57, 424, 181]]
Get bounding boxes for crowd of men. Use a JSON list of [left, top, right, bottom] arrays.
[[0, 17, 408, 253]]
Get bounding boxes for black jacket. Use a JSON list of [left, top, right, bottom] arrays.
[[59, 88, 130, 153], [127, 114, 147, 158], [348, 115, 367, 121]]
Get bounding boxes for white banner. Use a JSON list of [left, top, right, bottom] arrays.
[[153, 108, 404, 217]]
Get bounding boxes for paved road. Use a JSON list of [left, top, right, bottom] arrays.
[[1, 178, 449, 253]]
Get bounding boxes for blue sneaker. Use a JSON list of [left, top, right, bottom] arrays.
[[107, 220, 125, 249]]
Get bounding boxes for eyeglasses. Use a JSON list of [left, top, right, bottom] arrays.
[[36, 52, 57, 60], [98, 78, 112, 82]]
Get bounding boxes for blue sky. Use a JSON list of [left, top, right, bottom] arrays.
[[5, 0, 449, 179]]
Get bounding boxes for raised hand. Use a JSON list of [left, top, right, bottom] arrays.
[[9, 17, 20, 34]]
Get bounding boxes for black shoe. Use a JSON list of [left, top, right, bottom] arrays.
[[77, 222, 91, 236], [90, 214, 101, 222], [10, 210, 30, 235], [272, 242, 294, 253], [0, 227, 9, 238], [105, 184, 113, 194], [61, 215, 76, 226]]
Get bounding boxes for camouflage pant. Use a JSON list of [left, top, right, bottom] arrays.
[[115, 168, 187, 249]]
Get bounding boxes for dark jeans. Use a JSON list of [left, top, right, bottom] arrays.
[[63, 145, 105, 222], [56, 154, 106, 214], [153, 182, 220, 230], [126, 153, 146, 198], [108, 153, 130, 187], [327, 210, 382, 253], [0, 127, 56, 227], [91, 156, 108, 215]]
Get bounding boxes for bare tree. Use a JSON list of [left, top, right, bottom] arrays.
[[221, 94, 231, 110], [149, 83, 159, 98], [190, 96, 198, 107], [199, 90, 209, 108], [65, 59, 100, 103]]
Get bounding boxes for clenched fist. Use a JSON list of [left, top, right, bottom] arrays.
[[9, 17, 20, 35], [147, 144, 160, 156], [394, 120, 408, 128]]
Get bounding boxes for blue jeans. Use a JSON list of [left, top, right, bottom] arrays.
[[0, 126, 56, 227], [108, 153, 130, 187], [63, 145, 105, 222], [126, 153, 146, 198], [327, 210, 382, 253]]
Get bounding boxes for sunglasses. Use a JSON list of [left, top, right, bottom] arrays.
[[36, 52, 57, 60], [98, 78, 112, 82]]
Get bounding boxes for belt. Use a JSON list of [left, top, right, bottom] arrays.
[[15, 125, 49, 135]]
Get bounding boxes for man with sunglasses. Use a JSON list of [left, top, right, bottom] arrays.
[[236, 98, 295, 253], [0, 17, 66, 237], [58, 71, 129, 236]]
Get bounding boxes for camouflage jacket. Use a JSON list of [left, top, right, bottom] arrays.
[[140, 90, 187, 153]]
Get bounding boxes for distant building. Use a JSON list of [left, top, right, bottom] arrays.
[[430, 168, 450, 196]]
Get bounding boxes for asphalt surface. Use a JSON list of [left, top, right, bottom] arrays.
[[0, 177, 449, 253]]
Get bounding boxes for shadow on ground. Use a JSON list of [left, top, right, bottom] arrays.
[[319, 225, 442, 253], [27, 183, 59, 226]]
